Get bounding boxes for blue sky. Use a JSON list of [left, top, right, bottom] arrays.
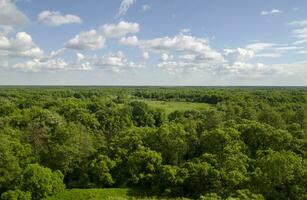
[[0, 0, 307, 85]]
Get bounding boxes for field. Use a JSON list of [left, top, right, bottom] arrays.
[[45, 188, 190, 200], [45, 189, 129, 200], [140, 100, 211, 114]]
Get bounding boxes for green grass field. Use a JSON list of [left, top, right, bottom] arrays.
[[45, 188, 190, 200], [141, 100, 211, 114], [45, 188, 129, 200]]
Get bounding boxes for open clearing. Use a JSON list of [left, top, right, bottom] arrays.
[[140, 100, 211, 114], [45, 188, 190, 200]]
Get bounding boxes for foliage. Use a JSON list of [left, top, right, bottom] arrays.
[[0, 87, 306, 199]]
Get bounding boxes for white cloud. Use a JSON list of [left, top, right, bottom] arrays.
[[65, 29, 105, 50], [120, 33, 224, 62], [179, 54, 196, 61], [275, 46, 303, 51], [76, 52, 85, 61], [246, 42, 275, 52], [72, 52, 93, 71], [261, 9, 283, 16], [0, 0, 29, 27], [17, 47, 44, 58], [119, 35, 139, 45], [142, 4, 151, 12], [289, 19, 307, 27], [117, 0, 136, 18], [13, 58, 68, 72], [0, 32, 44, 58], [101, 51, 125, 67], [49, 48, 65, 58], [101, 21, 139, 38], [38, 10, 82, 26], [65, 21, 139, 50], [95, 51, 143, 72], [254, 53, 281, 58], [180, 28, 191, 34], [276, 61, 307, 76], [8, 50, 95, 72], [223, 48, 254, 63], [160, 53, 173, 61], [0, 25, 14, 36], [293, 27, 307, 38], [289, 19, 307, 45], [294, 39, 307, 45], [217, 62, 282, 76], [142, 51, 149, 59], [120, 32, 227, 75]]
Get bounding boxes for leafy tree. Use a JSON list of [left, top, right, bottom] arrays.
[[88, 155, 116, 187], [146, 123, 188, 165], [0, 135, 32, 192], [127, 147, 162, 186], [1, 190, 31, 200], [182, 161, 221, 198], [258, 105, 285, 128], [227, 189, 264, 200], [21, 164, 65, 200], [253, 150, 306, 200], [129, 101, 155, 127], [238, 121, 293, 157]]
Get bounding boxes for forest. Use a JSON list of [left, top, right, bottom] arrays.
[[0, 87, 306, 200]]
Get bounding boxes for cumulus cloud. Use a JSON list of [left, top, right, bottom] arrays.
[[120, 33, 224, 62], [71, 52, 92, 71], [95, 51, 143, 73], [38, 10, 82, 26], [13, 58, 68, 72], [120, 32, 228, 75], [65, 21, 139, 50], [65, 29, 105, 50], [100, 51, 126, 67], [9, 50, 96, 72], [117, 0, 136, 18], [101, 21, 139, 38], [0, 0, 29, 27], [119, 35, 139, 45], [223, 48, 254, 64], [0, 32, 44, 58], [261, 9, 282, 16], [217, 62, 282, 76]]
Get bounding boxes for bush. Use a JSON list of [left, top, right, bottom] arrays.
[[21, 164, 65, 200]]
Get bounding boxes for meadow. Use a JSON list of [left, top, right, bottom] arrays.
[[138, 100, 211, 114], [45, 188, 190, 200]]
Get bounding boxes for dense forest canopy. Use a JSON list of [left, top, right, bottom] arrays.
[[0, 87, 306, 200]]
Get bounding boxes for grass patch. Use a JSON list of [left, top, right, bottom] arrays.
[[45, 188, 129, 200], [142, 100, 211, 114], [45, 188, 190, 200]]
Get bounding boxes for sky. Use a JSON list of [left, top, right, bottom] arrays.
[[0, 0, 307, 85]]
